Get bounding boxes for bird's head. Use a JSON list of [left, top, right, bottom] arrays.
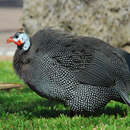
[[7, 28, 30, 51]]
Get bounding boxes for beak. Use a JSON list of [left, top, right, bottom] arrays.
[[7, 36, 23, 46], [7, 36, 14, 43]]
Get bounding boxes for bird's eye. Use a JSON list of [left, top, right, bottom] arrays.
[[15, 35, 19, 38]]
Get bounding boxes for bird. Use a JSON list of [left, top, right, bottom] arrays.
[[7, 28, 130, 114], [118, 49, 130, 72]]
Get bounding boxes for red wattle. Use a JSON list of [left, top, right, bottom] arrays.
[[16, 40, 23, 46]]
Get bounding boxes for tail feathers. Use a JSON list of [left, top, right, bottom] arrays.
[[119, 49, 130, 72], [115, 80, 130, 106], [125, 80, 130, 95], [117, 88, 130, 106], [117, 49, 130, 94]]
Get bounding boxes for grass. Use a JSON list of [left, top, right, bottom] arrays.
[[0, 61, 130, 130]]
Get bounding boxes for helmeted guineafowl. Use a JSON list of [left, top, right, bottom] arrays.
[[7, 28, 130, 114]]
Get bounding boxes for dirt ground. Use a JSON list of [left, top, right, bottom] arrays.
[[0, 7, 22, 61]]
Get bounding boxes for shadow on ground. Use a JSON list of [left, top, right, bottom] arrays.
[[0, 89, 128, 119]]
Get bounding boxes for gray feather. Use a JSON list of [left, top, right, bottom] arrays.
[[13, 28, 130, 114]]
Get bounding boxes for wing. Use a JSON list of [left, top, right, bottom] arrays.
[[52, 43, 115, 87]]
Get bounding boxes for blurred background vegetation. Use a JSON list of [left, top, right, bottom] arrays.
[[22, 0, 130, 48]]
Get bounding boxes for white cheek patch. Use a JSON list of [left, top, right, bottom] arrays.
[[23, 40, 30, 51], [21, 33, 30, 51]]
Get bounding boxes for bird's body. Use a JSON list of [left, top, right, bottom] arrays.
[[9, 28, 130, 114]]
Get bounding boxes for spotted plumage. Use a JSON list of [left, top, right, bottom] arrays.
[[8, 28, 130, 114]]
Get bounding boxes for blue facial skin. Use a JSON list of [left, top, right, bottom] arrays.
[[13, 32, 30, 51]]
